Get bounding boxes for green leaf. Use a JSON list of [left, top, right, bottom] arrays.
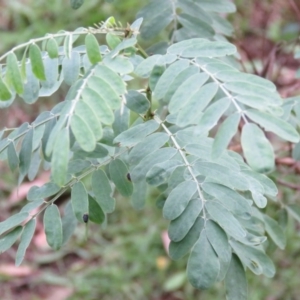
[[212, 113, 240, 159], [88, 195, 105, 224], [146, 160, 183, 186], [19, 128, 34, 182], [125, 90, 150, 114], [85, 34, 102, 64], [169, 217, 204, 260], [137, 0, 173, 39], [0, 76, 12, 100], [6, 52, 24, 94], [169, 72, 209, 114], [87, 76, 120, 110], [103, 56, 134, 74], [292, 141, 300, 161], [131, 148, 177, 183], [7, 142, 19, 172], [241, 170, 277, 197], [15, 219, 36, 266], [113, 107, 130, 136], [43, 204, 63, 250], [177, 13, 214, 38], [215, 71, 276, 91], [0, 226, 23, 254], [205, 200, 247, 240], [114, 120, 160, 147], [206, 220, 232, 281], [20, 199, 44, 213], [131, 180, 147, 210], [92, 169, 115, 214], [235, 95, 275, 110], [106, 33, 121, 49], [200, 0, 236, 12], [47, 38, 59, 58], [224, 81, 281, 105], [62, 201, 77, 245], [163, 180, 198, 220], [94, 64, 126, 95], [163, 272, 186, 292], [21, 62, 40, 104], [71, 181, 89, 223], [153, 59, 190, 100], [40, 58, 61, 97], [167, 38, 236, 58], [193, 161, 249, 191], [29, 43, 46, 80], [75, 100, 103, 141], [202, 182, 251, 219], [176, 82, 219, 127], [134, 55, 162, 78], [27, 150, 40, 177], [128, 132, 169, 166], [263, 215, 286, 249], [72, 143, 108, 159], [0, 212, 28, 236], [286, 204, 300, 222], [225, 254, 248, 300], [187, 230, 220, 289], [230, 240, 275, 277], [245, 109, 300, 143], [198, 97, 231, 132], [71, 0, 84, 9], [163, 65, 199, 104], [71, 114, 96, 152], [149, 64, 165, 91], [241, 123, 275, 173], [20, 46, 28, 80], [81, 87, 114, 125], [52, 128, 69, 186], [68, 159, 90, 174], [27, 182, 60, 201], [62, 51, 80, 85], [109, 159, 133, 197], [168, 198, 203, 242]]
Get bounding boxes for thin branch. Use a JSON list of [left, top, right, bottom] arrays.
[[66, 65, 97, 128], [0, 113, 60, 154], [33, 148, 128, 219], [288, 0, 300, 23], [0, 27, 127, 63], [190, 59, 248, 124], [154, 115, 207, 219], [277, 178, 300, 190], [136, 43, 148, 58], [170, 0, 178, 44]]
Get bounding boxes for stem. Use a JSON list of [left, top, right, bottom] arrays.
[[145, 86, 153, 120], [170, 0, 178, 44], [190, 59, 249, 124], [0, 27, 127, 63], [33, 149, 128, 219], [136, 43, 148, 58], [66, 66, 97, 128], [0, 113, 60, 154], [154, 115, 207, 219]]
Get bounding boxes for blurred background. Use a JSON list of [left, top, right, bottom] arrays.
[[1, 0, 300, 299]]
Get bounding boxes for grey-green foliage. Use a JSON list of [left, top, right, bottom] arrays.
[[0, 1, 299, 299]]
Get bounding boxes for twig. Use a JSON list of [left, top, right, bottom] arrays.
[[277, 178, 300, 190]]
